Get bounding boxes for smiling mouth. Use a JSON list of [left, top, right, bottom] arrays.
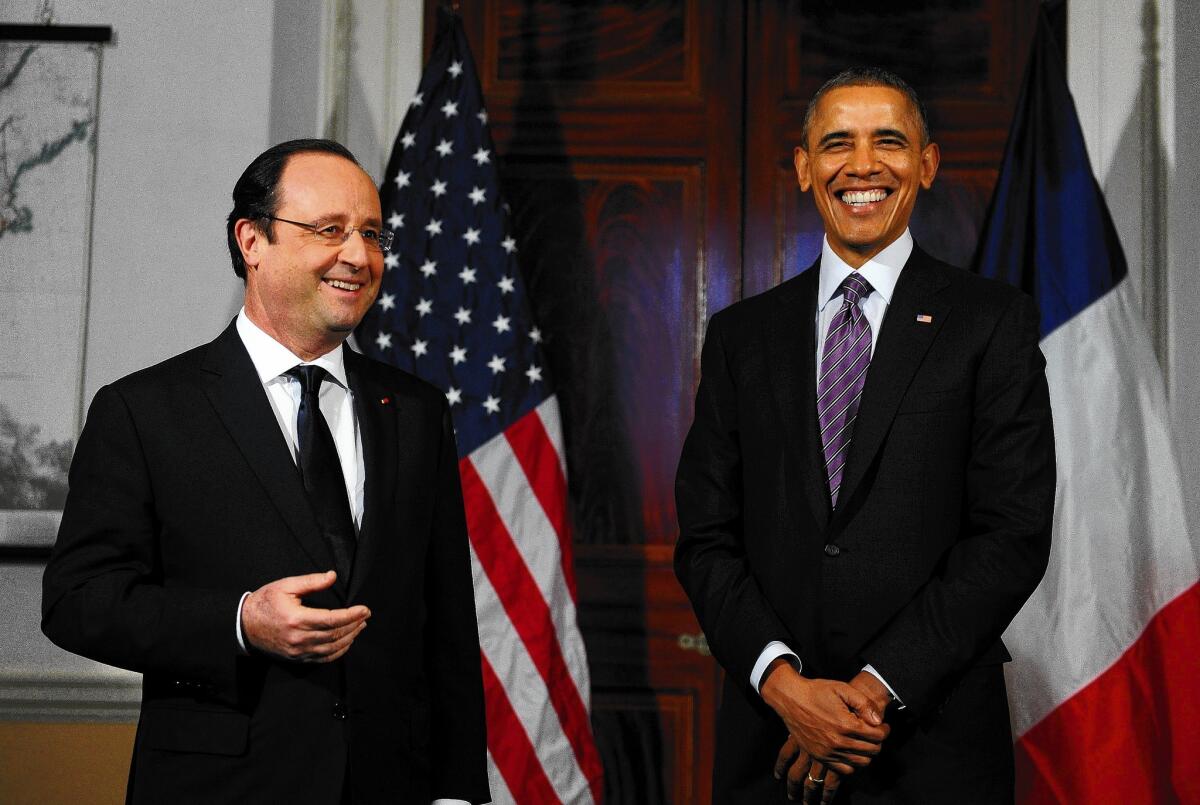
[[840, 189, 890, 206], [324, 278, 363, 291]]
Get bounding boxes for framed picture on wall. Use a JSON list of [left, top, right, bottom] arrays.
[[0, 23, 111, 557]]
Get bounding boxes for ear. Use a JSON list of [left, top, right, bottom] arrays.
[[234, 218, 267, 271], [919, 142, 940, 190], [793, 146, 812, 192]]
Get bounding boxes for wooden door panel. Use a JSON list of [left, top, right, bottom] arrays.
[[504, 163, 702, 547], [489, 0, 695, 93]]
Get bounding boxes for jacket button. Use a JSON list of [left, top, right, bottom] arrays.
[[332, 702, 346, 720], [823, 543, 841, 557]]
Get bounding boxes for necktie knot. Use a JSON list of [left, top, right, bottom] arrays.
[[840, 273, 875, 307], [286, 364, 329, 397]]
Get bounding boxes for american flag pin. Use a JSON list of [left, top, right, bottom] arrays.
[[916, 314, 933, 324]]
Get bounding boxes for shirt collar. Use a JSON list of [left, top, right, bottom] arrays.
[[235, 309, 349, 389], [817, 229, 913, 311]]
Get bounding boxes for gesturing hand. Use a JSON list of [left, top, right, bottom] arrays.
[[760, 662, 888, 776], [242, 571, 370, 663]]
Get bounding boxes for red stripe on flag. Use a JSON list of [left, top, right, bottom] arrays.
[[460, 458, 605, 803], [504, 406, 579, 601], [479, 651, 560, 804], [1015, 581, 1200, 804]]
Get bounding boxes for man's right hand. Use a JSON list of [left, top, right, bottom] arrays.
[[242, 571, 370, 662], [760, 660, 889, 775]]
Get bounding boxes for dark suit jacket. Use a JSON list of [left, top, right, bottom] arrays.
[[42, 321, 490, 804], [674, 246, 1055, 803]]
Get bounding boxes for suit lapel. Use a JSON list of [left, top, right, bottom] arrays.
[[832, 247, 952, 528], [765, 263, 832, 530], [344, 348, 402, 600], [199, 321, 336, 572]]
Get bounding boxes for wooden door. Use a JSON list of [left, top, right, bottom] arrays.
[[434, 3, 1038, 801]]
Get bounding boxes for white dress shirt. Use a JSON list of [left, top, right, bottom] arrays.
[[750, 232, 913, 707], [232, 312, 470, 805]]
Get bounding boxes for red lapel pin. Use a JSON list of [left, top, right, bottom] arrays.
[[380, 396, 391, 405]]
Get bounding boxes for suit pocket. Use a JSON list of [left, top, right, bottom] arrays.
[[139, 705, 249, 756]]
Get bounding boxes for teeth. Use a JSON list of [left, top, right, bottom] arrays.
[[842, 189, 888, 205], [326, 279, 361, 291]]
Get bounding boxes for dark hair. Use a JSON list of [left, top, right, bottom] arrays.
[[800, 67, 930, 149], [226, 138, 362, 279]]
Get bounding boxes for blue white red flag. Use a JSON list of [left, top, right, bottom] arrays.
[[357, 9, 604, 803], [975, 9, 1200, 803]]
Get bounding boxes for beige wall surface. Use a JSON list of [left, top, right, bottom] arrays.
[[0, 722, 135, 805]]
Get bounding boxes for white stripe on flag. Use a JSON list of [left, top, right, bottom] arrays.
[[1003, 277, 1199, 737], [469, 543, 593, 803]]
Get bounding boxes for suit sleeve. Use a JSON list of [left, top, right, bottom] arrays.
[[41, 384, 245, 700], [862, 292, 1055, 714], [425, 405, 490, 803], [674, 311, 799, 689]]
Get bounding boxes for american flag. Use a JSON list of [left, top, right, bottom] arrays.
[[356, 9, 604, 804]]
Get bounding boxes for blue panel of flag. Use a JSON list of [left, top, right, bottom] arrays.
[[972, 13, 1128, 338]]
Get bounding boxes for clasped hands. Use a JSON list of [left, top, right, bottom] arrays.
[[760, 660, 892, 804], [241, 570, 371, 662]]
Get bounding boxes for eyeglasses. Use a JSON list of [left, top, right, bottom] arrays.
[[266, 215, 395, 253]]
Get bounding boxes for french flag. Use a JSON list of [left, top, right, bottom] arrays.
[[974, 8, 1200, 802]]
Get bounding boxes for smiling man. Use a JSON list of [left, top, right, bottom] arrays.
[[42, 140, 490, 804], [675, 69, 1056, 803]]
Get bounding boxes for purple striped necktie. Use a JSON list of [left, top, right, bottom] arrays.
[[818, 272, 875, 508]]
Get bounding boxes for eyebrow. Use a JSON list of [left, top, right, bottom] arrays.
[[817, 127, 911, 147], [307, 213, 384, 228]]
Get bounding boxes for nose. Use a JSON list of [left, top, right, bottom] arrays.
[[846, 139, 879, 177], [338, 228, 371, 269]]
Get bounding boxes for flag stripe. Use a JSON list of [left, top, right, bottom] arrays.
[[479, 652, 562, 804], [460, 458, 604, 802], [504, 400, 578, 601], [1013, 582, 1200, 803]]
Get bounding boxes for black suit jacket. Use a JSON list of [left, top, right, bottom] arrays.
[[42, 321, 490, 804], [675, 246, 1055, 803]]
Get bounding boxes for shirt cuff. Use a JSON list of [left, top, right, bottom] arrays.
[[862, 663, 905, 709], [235, 591, 251, 654], [751, 641, 802, 693]]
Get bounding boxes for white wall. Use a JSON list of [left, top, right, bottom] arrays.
[[0, 0, 424, 720], [1068, 0, 1200, 540]]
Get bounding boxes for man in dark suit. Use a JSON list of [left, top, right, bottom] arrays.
[[42, 139, 490, 804], [674, 68, 1055, 803]]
